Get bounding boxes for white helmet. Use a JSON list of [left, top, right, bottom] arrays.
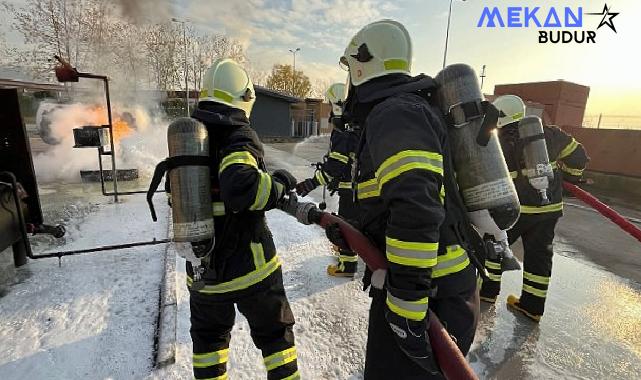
[[199, 58, 256, 116], [340, 19, 412, 86], [326, 83, 346, 116], [493, 95, 526, 127]]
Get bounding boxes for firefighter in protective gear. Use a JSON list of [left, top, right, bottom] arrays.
[[296, 82, 361, 277], [480, 95, 589, 322], [188, 58, 299, 380], [337, 20, 480, 378]]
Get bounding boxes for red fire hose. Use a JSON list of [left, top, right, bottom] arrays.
[[563, 182, 641, 243], [281, 198, 478, 380]]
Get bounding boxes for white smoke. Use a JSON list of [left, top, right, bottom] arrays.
[[33, 102, 168, 183]]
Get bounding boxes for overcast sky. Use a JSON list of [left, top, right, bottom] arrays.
[[2, 0, 640, 116]]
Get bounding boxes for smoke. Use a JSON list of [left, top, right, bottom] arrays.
[[113, 0, 173, 23], [33, 102, 168, 183]]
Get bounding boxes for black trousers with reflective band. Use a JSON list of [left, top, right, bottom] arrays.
[[363, 282, 479, 379], [189, 269, 297, 380], [480, 214, 559, 315], [337, 191, 358, 269]]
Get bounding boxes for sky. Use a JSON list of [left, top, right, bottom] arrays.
[[2, 0, 640, 116]]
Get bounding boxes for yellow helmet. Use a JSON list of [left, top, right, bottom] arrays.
[[340, 19, 412, 86], [199, 58, 256, 116], [326, 83, 346, 116], [493, 95, 526, 127]]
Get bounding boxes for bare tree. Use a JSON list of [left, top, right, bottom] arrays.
[[310, 78, 332, 99], [143, 23, 181, 90]]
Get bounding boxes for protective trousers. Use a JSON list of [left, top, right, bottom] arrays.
[[480, 214, 559, 315], [189, 271, 299, 380], [336, 191, 358, 272], [363, 285, 478, 379]]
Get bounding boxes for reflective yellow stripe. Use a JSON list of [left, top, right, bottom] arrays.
[[510, 171, 518, 179], [558, 139, 579, 159], [439, 185, 445, 204], [510, 112, 524, 121], [212, 202, 226, 216], [281, 371, 301, 380], [329, 151, 350, 164], [560, 165, 584, 177], [521, 202, 563, 214], [187, 256, 281, 294], [213, 89, 234, 103], [486, 272, 502, 281], [339, 254, 358, 263], [433, 245, 470, 278], [376, 150, 444, 192], [338, 182, 352, 190], [551, 161, 558, 169], [250, 242, 266, 268], [485, 260, 501, 270], [315, 170, 329, 186], [523, 284, 548, 298], [263, 347, 297, 371], [386, 236, 438, 268], [193, 349, 229, 368], [250, 171, 272, 211], [384, 58, 409, 71], [357, 178, 379, 199], [524, 271, 550, 285], [386, 292, 428, 321], [219, 151, 258, 173]]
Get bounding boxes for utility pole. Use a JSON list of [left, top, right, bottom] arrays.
[[480, 65, 487, 90], [172, 18, 190, 116], [289, 48, 300, 96], [443, 0, 466, 69]]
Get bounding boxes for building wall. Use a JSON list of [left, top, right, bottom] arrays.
[[564, 126, 641, 178], [250, 93, 293, 138], [494, 81, 590, 127]]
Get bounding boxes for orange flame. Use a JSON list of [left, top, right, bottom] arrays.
[[86, 105, 134, 142]]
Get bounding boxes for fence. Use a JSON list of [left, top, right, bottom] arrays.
[[583, 114, 641, 130]]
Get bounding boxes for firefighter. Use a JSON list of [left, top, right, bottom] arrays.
[[333, 20, 480, 378], [296, 82, 361, 277], [188, 58, 300, 380], [480, 95, 589, 322]]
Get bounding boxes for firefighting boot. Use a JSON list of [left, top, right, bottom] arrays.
[[327, 251, 358, 277], [506, 295, 542, 322]]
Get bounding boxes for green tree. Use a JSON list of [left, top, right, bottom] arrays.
[[265, 64, 311, 98]]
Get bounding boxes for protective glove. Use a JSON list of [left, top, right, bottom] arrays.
[[272, 169, 297, 192], [296, 177, 320, 197], [384, 308, 440, 375], [325, 222, 350, 251]]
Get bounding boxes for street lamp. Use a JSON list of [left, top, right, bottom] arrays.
[[172, 17, 190, 116], [289, 48, 300, 96], [443, 0, 466, 69]]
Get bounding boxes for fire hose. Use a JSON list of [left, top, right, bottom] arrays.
[[279, 195, 478, 380], [563, 182, 641, 243]]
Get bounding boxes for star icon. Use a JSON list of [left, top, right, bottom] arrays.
[[587, 4, 620, 33]]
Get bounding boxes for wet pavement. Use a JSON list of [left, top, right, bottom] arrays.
[[271, 137, 641, 380]]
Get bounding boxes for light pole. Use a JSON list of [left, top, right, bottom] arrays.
[[289, 48, 300, 96], [443, 0, 466, 69], [480, 64, 487, 90], [172, 17, 190, 116]]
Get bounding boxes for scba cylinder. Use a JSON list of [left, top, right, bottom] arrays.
[[519, 115, 554, 204], [434, 64, 520, 233], [167, 118, 214, 242]]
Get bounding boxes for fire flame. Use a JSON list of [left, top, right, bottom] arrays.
[[87, 105, 134, 142]]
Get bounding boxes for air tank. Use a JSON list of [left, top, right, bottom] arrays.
[[435, 64, 521, 271], [167, 118, 214, 242], [518, 115, 554, 204]]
